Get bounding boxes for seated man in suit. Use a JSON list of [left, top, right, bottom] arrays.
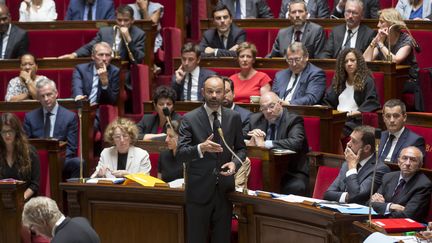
[[222, 76, 251, 128], [24, 78, 81, 179], [244, 91, 309, 195], [319, 0, 375, 59], [332, 0, 379, 19], [267, 0, 325, 58], [22, 196, 100, 242], [65, 0, 115, 20], [371, 146, 432, 223], [378, 99, 425, 163], [0, 4, 28, 59], [60, 5, 145, 64], [172, 42, 215, 101], [219, 0, 273, 19], [199, 3, 246, 57], [324, 126, 390, 205], [279, 0, 330, 18], [272, 42, 326, 105]]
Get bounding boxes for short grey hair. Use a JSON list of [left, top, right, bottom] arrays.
[[399, 146, 424, 167], [346, 0, 364, 13], [36, 78, 57, 93], [92, 41, 112, 56], [286, 42, 309, 58], [22, 197, 63, 229]]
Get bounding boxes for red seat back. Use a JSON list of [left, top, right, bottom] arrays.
[[37, 150, 51, 197], [247, 157, 263, 190], [267, 0, 282, 17], [149, 153, 159, 177], [312, 166, 340, 199], [244, 29, 274, 57], [130, 64, 150, 114], [412, 30, 432, 69], [303, 116, 320, 151]]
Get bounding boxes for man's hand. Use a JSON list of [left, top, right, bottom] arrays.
[[254, 135, 265, 147], [389, 203, 405, 212], [337, 0, 347, 10], [200, 134, 223, 153], [220, 162, 236, 176], [120, 27, 132, 43], [97, 63, 109, 86], [205, 47, 216, 54], [58, 53, 77, 59], [247, 129, 266, 138], [174, 65, 186, 83], [229, 44, 239, 51], [370, 193, 385, 203], [345, 147, 361, 170]]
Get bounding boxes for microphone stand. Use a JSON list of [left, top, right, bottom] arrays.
[[368, 129, 381, 227], [77, 102, 85, 183]]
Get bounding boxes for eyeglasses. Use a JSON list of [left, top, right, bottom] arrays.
[[113, 134, 130, 140], [1, 130, 16, 136], [345, 10, 360, 17], [399, 155, 420, 164], [260, 102, 278, 112], [286, 57, 303, 64]]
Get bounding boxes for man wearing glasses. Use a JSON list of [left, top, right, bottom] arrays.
[[332, 0, 379, 19], [371, 146, 431, 223], [378, 99, 425, 163], [272, 42, 326, 106], [243, 91, 310, 195], [319, 0, 375, 58]]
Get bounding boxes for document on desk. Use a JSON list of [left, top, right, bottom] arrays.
[[272, 149, 296, 155], [275, 194, 325, 204], [364, 233, 428, 243], [86, 178, 125, 184], [319, 203, 378, 215]]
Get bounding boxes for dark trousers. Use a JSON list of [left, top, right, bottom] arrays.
[[186, 186, 233, 243]]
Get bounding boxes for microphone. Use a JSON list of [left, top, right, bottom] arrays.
[[162, 107, 174, 132], [368, 128, 382, 226], [217, 127, 246, 166]]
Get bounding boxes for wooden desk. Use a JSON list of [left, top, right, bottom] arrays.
[[0, 182, 26, 243], [61, 182, 185, 243], [231, 192, 367, 243]]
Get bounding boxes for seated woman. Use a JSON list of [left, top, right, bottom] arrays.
[[363, 8, 422, 111], [137, 85, 181, 140], [323, 48, 380, 138], [5, 53, 47, 102], [19, 0, 57, 22], [92, 118, 151, 178], [395, 0, 431, 20], [230, 42, 271, 103], [158, 120, 183, 182], [0, 113, 40, 200]]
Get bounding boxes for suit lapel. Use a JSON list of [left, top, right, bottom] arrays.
[[52, 107, 62, 137], [378, 132, 388, 156], [197, 70, 204, 100], [199, 106, 213, 135], [355, 25, 365, 50], [357, 156, 374, 181], [85, 63, 95, 96], [281, 70, 292, 96], [276, 110, 288, 139], [4, 26, 16, 58], [125, 147, 134, 171], [292, 63, 310, 100], [391, 128, 409, 162]]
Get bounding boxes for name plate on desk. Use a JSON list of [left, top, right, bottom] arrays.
[[272, 149, 296, 155]]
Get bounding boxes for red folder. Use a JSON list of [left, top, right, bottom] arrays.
[[371, 218, 426, 233]]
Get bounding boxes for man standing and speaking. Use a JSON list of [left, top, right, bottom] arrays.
[[177, 75, 246, 243]]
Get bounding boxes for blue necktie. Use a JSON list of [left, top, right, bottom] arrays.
[[235, 0, 241, 19]]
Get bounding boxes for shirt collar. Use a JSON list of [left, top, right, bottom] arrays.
[[230, 103, 236, 110], [204, 103, 221, 117], [398, 172, 414, 183], [390, 127, 405, 140], [51, 215, 66, 237], [346, 25, 360, 33], [44, 102, 59, 115], [190, 66, 200, 77], [218, 28, 231, 39], [359, 153, 374, 168], [294, 23, 307, 32]]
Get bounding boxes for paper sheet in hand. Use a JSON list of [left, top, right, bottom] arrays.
[[319, 203, 377, 215]]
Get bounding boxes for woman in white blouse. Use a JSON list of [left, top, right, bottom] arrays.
[[19, 0, 57, 22]]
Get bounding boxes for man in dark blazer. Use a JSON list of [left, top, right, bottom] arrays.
[[279, 0, 330, 18], [324, 126, 390, 205], [332, 0, 379, 19], [172, 42, 215, 101], [378, 99, 425, 163], [23, 79, 80, 179], [60, 5, 145, 64], [272, 42, 326, 105], [22, 197, 100, 243], [199, 3, 246, 57], [244, 91, 309, 195], [222, 77, 251, 128], [267, 0, 325, 58], [0, 4, 28, 60], [371, 146, 432, 223], [219, 0, 273, 19], [177, 76, 246, 243], [65, 0, 115, 20], [319, 0, 375, 58]]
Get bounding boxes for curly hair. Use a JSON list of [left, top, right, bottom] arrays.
[[152, 85, 177, 104], [0, 113, 31, 180], [104, 117, 139, 145], [332, 48, 371, 94]]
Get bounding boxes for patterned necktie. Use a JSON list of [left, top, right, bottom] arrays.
[[343, 29, 353, 48], [44, 112, 52, 138], [392, 179, 406, 200]]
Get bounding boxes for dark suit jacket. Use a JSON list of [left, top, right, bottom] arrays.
[[272, 62, 326, 105], [378, 128, 425, 163], [137, 112, 182, 140], [267, 22, 325, 58], [233, 104, 251, 128], [3, 25, 28, 59], [243, 109, 309, 177], [371, 171, 432, 223], [52, 217, 100, 243], [75, 26, 146, 63], [65, 0, 115, 20], [177, 106, 246, 204], [318, 24, 375, 59], [279, 0, 330, 18], [324, 156, 390, 205], [199, 23, 246, 57], [171, 67, 216, 101], [24, 106, 78, 159], [71, 62, 119, 105], [332, 0, 379, 19], [220, 0, 273, 18]]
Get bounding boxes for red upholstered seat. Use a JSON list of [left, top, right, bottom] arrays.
[[160, 27, 182, 75], [361, 112, 379, 128], [231, 218, 239, 243], [419, 69, 432, 112], [37, 150, 51, 197], [324, 70, 335, 87], [130, 64, 150, 114], [244, 29, 273, 57], [405, 123, 432, 169], [267, 0, 282, 17], [303, 117, 320, 151], [427, 196, 432, 222], [149, 153, 160, 177], [312, 166, 340, 199], [247, 157, 263, 190], [412, 30, 432, 69]]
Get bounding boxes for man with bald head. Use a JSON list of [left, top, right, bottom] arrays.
[[243, 91, 309, 195], [371, 146, 432, 223], [0, 4, 28, 59]]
